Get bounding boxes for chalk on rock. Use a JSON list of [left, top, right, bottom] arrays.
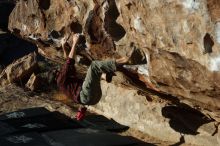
[[0, 121, 17, 136], [0, 132, 51, 146], [0, 107, 50, 121], [3, 111, 84, 133]]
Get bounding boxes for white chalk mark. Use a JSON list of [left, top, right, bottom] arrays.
[[215, 22, 220, 44], [22, 25, 27, 31], [6, 112, 25, 119], [21, 123, 46, 129], [28, 34, 38, 40], [134, 16, 145, 33], [182, 20, 190, 33], [210, 55, 220, 71], [181, 0, 200, 11], [123, 64, 149, 76], [6, 135, 33, 144]]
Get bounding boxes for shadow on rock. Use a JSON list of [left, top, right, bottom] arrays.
[[104, 0, 126, 41], [0, 106, 156, 146], [169, 134, 185, 146], [0, 33, 37, 67], [162, 104, 214, 135], [0, 1, 15, 31], [81, 114, 156, 146]]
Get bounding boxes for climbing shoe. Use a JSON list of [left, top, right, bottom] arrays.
[[76, 107, 87, 121]]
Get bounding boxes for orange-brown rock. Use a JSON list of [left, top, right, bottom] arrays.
[[207, 0, 220, 22], [25, 73, 41, 91], [0, 52, 38, 86], [8, 0, 220, 117]]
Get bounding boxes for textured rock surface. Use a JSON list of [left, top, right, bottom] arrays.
[[0, 84, 75, 117], [89, 79, 220, 146], [25, 73, 41, 91], [0, 84, 182, 146], [8, 0, 220, 110], [0, 52, 38, 86], [6, 0, 220, 144]]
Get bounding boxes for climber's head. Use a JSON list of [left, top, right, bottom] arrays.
[[47, 68, 59, 85], [76, 35, 87, 50]]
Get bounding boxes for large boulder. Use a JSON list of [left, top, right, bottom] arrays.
[[0, 52, 38, 87], [89, 79, 220, 146], [8, 0, 220, 122]]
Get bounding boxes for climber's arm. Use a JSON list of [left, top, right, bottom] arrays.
[[62, 42, 68, 59], [57, 34, 80, 86], [68, 34, 80, 59]]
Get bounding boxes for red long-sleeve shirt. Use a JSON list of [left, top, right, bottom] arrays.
[[57, 58, 83, 103]]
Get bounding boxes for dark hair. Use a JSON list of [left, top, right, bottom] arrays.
[[76, 35, 87, 50], [47, 68, 59, 84]]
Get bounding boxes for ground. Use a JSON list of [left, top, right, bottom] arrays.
[[0, 84, 197, 146]]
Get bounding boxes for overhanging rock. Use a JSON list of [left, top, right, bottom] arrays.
[[7, 0, 220, 112]]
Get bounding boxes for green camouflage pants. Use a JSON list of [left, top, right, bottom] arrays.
[[80, 60, 116, 105]]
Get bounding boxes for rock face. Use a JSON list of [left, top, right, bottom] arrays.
[[0, 0, 37, 69], [8, 0, 220, 110], [6, 0, 220, 142], [90, 78, 220, 146], [25, 73, 42, 91], [0, 52, 38, 86]]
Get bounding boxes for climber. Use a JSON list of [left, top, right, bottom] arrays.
[[56, 33, 138, 121]]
